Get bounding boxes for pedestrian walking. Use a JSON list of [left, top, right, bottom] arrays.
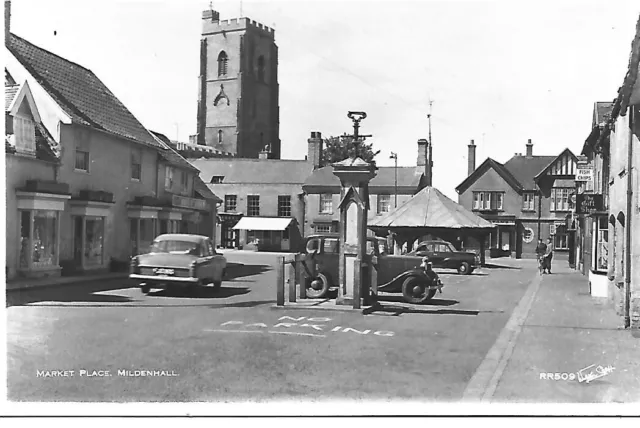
[[544, 237, 554, 274]]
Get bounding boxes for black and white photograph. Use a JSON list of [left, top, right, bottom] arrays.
[[2, 0, 640, 417]]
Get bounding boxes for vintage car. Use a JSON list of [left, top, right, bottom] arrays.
[[408, 240, 479, 275], [129, 234, 227, 294], [303, 234, 443, 304]]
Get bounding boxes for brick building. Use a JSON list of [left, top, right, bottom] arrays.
[[456, 139, 577, 259], [194, 8, 280, 159]]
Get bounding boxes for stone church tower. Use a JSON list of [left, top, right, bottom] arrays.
[[196, 9, 281, 159]]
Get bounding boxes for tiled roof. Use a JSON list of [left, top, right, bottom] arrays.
[[190, 158, 314, 185], [194, 176, 221, 202], [7, 33, 163, 149], [455, 158, 522, 194], [369, 186, 496, 230], [303, 165, 423, 190], [150, 131, 199, 172], [5, 84, 19, 110], [502, 155, 557, 190]]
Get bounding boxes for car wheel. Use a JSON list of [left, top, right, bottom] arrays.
[[457, 262, 471, 275], [140, 283, 150, 294], [401, 276, 430, 304], [306, 272, 330, 299]]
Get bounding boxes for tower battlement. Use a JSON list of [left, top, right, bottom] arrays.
[[202, 10, 275, 37]]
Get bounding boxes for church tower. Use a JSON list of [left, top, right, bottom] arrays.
[[196, 9, 281, 159]]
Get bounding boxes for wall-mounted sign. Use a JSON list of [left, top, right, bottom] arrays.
[[576, 194, 603, 214], [576, 168, 594, 182]]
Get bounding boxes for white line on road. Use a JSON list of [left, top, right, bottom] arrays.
[[267, 331, 326, 338], [203, 329, 264, 334]]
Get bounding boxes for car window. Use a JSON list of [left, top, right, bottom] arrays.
[[416, 245, 428, 253], [366, 240, 376, 255], [151, 240, 200, 255], [439, 244, 451, 252], [427, 244, 435, 252], [323, 238, 339, 254], [208, 240, 216, 255], [306, 238, 321, 253], [201, 240, 212, 257], [378, 240, 387, 255]]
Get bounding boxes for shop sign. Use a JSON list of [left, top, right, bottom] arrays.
[[576, 168, 594, 182], [576, 194, 603, 214]]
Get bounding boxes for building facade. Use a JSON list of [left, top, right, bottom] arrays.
[[456, 140, 577, 259], [5, 25, 219, 279], [302, 139, 429, 237], [195, 8, 281, 159]]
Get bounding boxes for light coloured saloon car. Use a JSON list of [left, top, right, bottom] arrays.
[[130, 234, 227, 294]]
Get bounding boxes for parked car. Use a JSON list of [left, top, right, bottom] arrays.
[[408, 240, 479, 275], [302, 234, 443, 304], [130, 234, 227, 294]]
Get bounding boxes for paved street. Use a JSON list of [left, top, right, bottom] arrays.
[[6, 252, 537, 402]]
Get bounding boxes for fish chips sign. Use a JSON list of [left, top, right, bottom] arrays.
[[576, 194, 603, 214]]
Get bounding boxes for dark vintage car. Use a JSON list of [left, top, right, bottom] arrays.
[[303, 234, 443, 304], [408, 240, 479, 275], [129, 234, 227, 294]]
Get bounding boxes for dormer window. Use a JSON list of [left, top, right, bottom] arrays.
[[13, 115, 36, 156], [217, 51, 228, 77], [210, 176, 224, 184]]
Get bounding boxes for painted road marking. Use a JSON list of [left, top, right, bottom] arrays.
[[211, 316, 395, 337], [268, 331, 326, 338], [462, 271, 543, 401], [204, 329, 264, 334]]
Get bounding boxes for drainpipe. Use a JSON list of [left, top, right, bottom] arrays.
[[624, 107, 634, 329]]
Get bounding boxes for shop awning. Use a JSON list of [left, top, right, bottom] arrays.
[[232, 217, 293, 231]]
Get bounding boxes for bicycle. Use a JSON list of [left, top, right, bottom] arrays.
[[537, 254, 545, 275]]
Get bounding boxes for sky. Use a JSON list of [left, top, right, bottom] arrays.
[[7, 0, 640, 199]]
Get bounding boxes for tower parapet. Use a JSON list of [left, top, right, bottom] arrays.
[[202, 12, 275, 38]]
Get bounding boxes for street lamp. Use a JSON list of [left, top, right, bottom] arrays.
[[390, 152, 398, 208]]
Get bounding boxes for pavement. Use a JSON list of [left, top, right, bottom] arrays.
[[464, 260, 640, 404]]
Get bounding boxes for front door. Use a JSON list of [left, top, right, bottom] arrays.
[[221, 224, 238, 249]]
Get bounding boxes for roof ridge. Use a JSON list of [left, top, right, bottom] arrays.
[[9, 33, 94, 75]]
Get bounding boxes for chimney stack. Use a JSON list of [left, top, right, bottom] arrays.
[[526, 139, 533, 157], [468, 139, 476, 176], [307, 131, 323, 169], [5, 1, 10, 45], [416, 138, 428, 171]]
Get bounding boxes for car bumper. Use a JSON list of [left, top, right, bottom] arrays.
[[129, 274, 199, 284]]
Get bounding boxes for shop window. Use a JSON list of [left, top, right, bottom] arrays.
[[19, 210, 60, 270], [596, 216, 609, 272], [247, 195, 260, 216], [278, 195, 291, 217], [319, 194, 333, 214], [377, 194, 391, 214], [84, 217, 105, 265], [75, 149, 90, 172], [225, 195, 237, 212], [20, 211, 30, 267]]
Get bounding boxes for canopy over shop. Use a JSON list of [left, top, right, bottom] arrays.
[[232, 217, 295, 251], [368, 186, 496, 263]]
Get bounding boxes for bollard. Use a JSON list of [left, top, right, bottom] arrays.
[[276, 256, 285, 306], [288, 258, 296, 303], [370, 255, 378, 303]]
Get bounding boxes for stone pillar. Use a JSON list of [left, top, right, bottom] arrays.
[[332, 157, 377, 308]]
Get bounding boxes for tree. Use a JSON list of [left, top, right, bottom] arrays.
[[321, 135, 380, 167]]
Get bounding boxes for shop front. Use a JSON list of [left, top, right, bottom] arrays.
[[127, 204, 162, 256], [484, 216, 516, 258], [15, 189, 70, 278], [69, 197, 114, 271], [232, 217, 295, 252]]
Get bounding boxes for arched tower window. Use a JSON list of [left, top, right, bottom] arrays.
[[257, 55, 265, 82], [217, 51, 228, 77], [218, 130, 224, 144]]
